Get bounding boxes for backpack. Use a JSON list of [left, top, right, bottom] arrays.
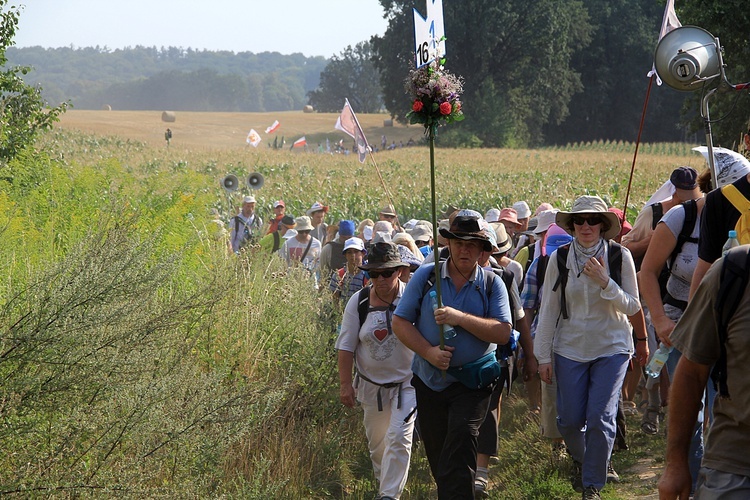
[[234, 215, 261, 247], [272, 231, 281, 253], [651, 202, 664, 230], [551, 240, 623, 320], [721, 184, 750, 244], [667, 199, 699, 271], [356, 286, 395, 330], [712, 244, 750, 399]]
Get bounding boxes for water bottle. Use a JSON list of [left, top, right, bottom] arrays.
[[645, 343, 673, 378], [722, 230, 740, 256], [429, 290, 457, 340]]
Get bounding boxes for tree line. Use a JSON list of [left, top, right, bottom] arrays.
[[6, 0, 749, 147]]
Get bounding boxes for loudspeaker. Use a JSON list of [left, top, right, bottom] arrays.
[[247, 172, 264, 189], [222, 174, 239, 192], [654, 26, 720, 91]]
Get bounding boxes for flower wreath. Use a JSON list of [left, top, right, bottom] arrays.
[[404, 58, 464, 131]]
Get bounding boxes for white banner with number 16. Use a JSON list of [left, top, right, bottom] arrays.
[[413, 0, 446, 68]]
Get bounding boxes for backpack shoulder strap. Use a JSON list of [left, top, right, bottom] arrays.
[[488, 266, 515, 327], [722, 184, 750, 212], [357, 286, 372, 329], [272, 231, 281, 253], [608, 240, 623, 287], [536, 254, 549, 291], [712, 245, 750, 399], [651, 202, 664, 230], [552, 244, 571, 319], [668, 199, 699, 269]]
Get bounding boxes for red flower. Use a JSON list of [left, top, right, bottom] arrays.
[[412, 100, 424, 112], [439, 101, 452, 115], [454, 102, 461, 112]]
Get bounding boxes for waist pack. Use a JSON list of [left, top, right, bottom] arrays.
[[447, 351, 501, 389]]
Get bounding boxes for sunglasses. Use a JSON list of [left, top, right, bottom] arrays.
[[369, 269, 397, 279], [572, 215, 604, 226]]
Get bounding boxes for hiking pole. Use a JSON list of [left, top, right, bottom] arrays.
[[621, 74, 655, 229]]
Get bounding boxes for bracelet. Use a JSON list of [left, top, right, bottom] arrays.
[[635, 337, 647, 342]]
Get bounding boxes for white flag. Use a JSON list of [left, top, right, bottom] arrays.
[[334, 98, 370, 163], [246, 129, 261, 147], [648, 0, 681, 84]]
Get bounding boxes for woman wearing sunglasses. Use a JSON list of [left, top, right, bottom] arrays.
[[335, 241, 415, 500], [534, 195, 645, 500]]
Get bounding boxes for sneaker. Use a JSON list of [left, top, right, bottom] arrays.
[[582, 486, 601, 499], [474, 477, 489, 499], [607, 462, 620, 483], [570, 460, 583, 493]]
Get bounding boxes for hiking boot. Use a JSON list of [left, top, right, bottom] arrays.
[[582, 486, 601, 499], [570, 460, 583, 493], [607, 462, 620, 483], [474, 476, 489, 499]]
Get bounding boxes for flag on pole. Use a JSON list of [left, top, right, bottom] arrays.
[[246, 129, 261, 147], [265, 120, 280, 134], [291, 136, 306, 149], [647, 0, 681, 85], [335, 98, 370, 163]]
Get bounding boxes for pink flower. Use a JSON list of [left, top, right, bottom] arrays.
[[439, 101, 452, 115], [412, 100, 424, 112]]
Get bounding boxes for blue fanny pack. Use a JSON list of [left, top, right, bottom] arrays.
[[447, 351, 501, 389]]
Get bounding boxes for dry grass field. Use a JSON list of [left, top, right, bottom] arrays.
[[57, 109, 421, 151]]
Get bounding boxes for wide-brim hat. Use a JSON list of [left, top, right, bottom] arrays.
[[379, 204, 397, 217], [489, 222, 513, 254], [498, 208, 521, 229], [533, 209, 559, 235], [439, 209, 493, 252], [408, 225, 432, 243], [512, 201, 531, 219], [555, 195, 621, 240], [294, 215, 314, 232], [359, 241, 409, 270]]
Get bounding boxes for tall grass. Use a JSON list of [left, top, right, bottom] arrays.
[[0, 129, 684, 497]]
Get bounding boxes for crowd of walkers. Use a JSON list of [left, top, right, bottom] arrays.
[[214, 151, 750, 500]]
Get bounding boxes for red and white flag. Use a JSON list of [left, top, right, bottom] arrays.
[[265, 120, 280, 134], [291, 136, 306, 148], [246, 129, 261, 147], [647, 0, 681, 85], [335, 98, 370, 163]]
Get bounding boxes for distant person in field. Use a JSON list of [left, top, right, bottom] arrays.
[[306, 201, 329, 245], [165, 128, 172, 146], [229, 195, 263, 253], [266, 200, 286, 235]]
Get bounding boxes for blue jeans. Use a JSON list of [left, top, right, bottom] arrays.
[[666, 348, 711, 493], [555, 353, 629, 490]]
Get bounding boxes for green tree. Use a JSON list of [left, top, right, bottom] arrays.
[[0, 1, 67, 163], [307, 41, 383, 113], [372, 0, 592, 147], [678, 0, 750, 146]]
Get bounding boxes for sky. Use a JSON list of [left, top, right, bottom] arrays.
[[14, 0, 391, 58]]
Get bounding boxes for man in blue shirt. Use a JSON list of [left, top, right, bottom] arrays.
[[393, 209, 512, 499]]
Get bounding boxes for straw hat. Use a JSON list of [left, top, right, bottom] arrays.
[[555, 196, 621, 240]]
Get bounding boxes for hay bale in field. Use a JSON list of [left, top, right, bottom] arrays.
[[383, 119, 393, 127], [101, 104, 111, 111], [161, 111, 176, 123], [303, 105, 314, 113]]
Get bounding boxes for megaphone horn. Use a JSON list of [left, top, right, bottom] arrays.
[[247, 172, 264, 189], [222, 174, 239, 192]]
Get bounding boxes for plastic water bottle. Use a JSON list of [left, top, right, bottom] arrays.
[[645, 343, 673, 378], [722, 229, 740, 256], [429, 290, 457, 340]]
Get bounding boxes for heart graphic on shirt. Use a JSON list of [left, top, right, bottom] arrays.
[[373, 328, 388, 341]]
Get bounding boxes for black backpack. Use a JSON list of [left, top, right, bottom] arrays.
[[712, 245, 750, 399], [552, 240, 623, 320]]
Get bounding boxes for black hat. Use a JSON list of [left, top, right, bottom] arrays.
[[280, 215, 296, 228], [359, 242, 409, 270], [438, 209, 493, 252], [670, 166, 698, 190]]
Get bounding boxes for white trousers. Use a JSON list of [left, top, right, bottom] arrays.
[[360, 383, 416, 499]]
